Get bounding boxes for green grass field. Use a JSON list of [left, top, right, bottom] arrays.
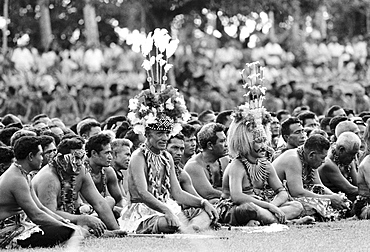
[[7, 219, 370, 252]]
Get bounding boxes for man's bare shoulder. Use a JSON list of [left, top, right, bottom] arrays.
[[32, 165, 60, 193], [359, 155, 370, 171], [0, 167, 24, 188], [319, 158, 336, 172], [225, 158, 245, 176], [32, 165, 59, 184], [183, 154, 202, 171], [130, 148, 145, 161], [272, 149, 300, 170]]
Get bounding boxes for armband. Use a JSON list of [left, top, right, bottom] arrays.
[[274, 187, 286, 194]]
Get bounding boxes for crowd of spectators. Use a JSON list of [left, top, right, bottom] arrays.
[[1, 34, 370, 126]]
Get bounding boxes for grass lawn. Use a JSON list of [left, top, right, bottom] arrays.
[[7, 219, 370, 252]]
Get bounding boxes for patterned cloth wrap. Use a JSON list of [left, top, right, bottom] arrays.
[[214, 198, 258, 226], [291, 146, 351, 221], [119, 199, 203, 234], [353, 195, 370, 218], [0, 214, 43, 249], [119, 146, 204, 234], [292, 184, 351, 221]]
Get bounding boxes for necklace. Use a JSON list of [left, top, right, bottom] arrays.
[[85, 161, 107, 197], [329, 146, 353, 183], [14, 163, 30, 182], [52, 157, 77, 214], [141, 145, 171, 202], [297, 146, 315, 187], [238, 156, 269, 185], [237, 156, 271, 201], [14, 163, 28, 176], [201, 153, 223, 187]]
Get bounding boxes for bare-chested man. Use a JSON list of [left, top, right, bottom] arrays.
[[318, 132, 360, 202], [273, 134, 349, 220], [180, 124, 197, 165], [222, 112, 304, 225], [167, 133, 201, 198], [184, 123, 229, 202], [32, 136, 119, 237], [0, 136, 74, 248], [354, 122, 370, 219], [111, 138, 132, 203], [121, 115, 218, 234], [84, 133, 125, 214]]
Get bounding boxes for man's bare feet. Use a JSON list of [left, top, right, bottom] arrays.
[[288, 216, 315, 225]]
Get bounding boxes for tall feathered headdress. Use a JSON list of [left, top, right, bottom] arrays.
[[232, 61, 271, 142], [127, 28, 191, 136]]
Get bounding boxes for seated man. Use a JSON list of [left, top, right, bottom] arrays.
[[39, 135, 57, 168], [222, 111, 305, 226], [0, 146, 14, 176], [0, 136, 74, 248], [273, 134, 349, 221], [32, 136, 120, 237], [111, 138, 132, 204], [180, 124, 197, 165], [297, 111, 320, 129], [355, 141, 370, 219], [273, 117, 307, 160], [184, 123, 229, 202], [167, 133, 201, 198], [85, 133, 125, 213], [121, 115, 218, 234], [318, 132, 360, 202]]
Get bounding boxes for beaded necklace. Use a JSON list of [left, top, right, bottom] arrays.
[[329, 146, 353, 184], [52, 157, 78, 214], [85, 161, 107, 197], [202, 154, 223, 187], [297, 146, 315, 187], [14, 163, 30, 182], [141, 144, 171, 202]]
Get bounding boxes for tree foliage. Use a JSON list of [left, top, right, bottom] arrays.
[[0, 0, 369, 51]]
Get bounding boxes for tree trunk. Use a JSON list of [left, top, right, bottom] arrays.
[[314, 5, 327, 39], [268, 11, 276, 41], [38, 0, 53, 51], [2, 0, 8, 54], [367, 4, 370, 35], [291, 0, 301, 50], [83, 0, 100, 47]]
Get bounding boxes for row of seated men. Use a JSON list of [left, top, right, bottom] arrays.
[[1, 106, 370, 248]]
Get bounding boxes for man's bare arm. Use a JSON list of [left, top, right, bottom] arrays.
[[32, 172, 90, 224], [319, 163, 357, 196], [105, 166, 124, 207], [267, 163, 289, 207], [13, 176, 64, 227], [228, 161, 272, 209], [284, 159, 331, 198], [129, 151, 175, 214], [180, 170, 201, 197], [184, 161, 222, 200], [359, 158, 370, 189], [80, 172, 119, 230]]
